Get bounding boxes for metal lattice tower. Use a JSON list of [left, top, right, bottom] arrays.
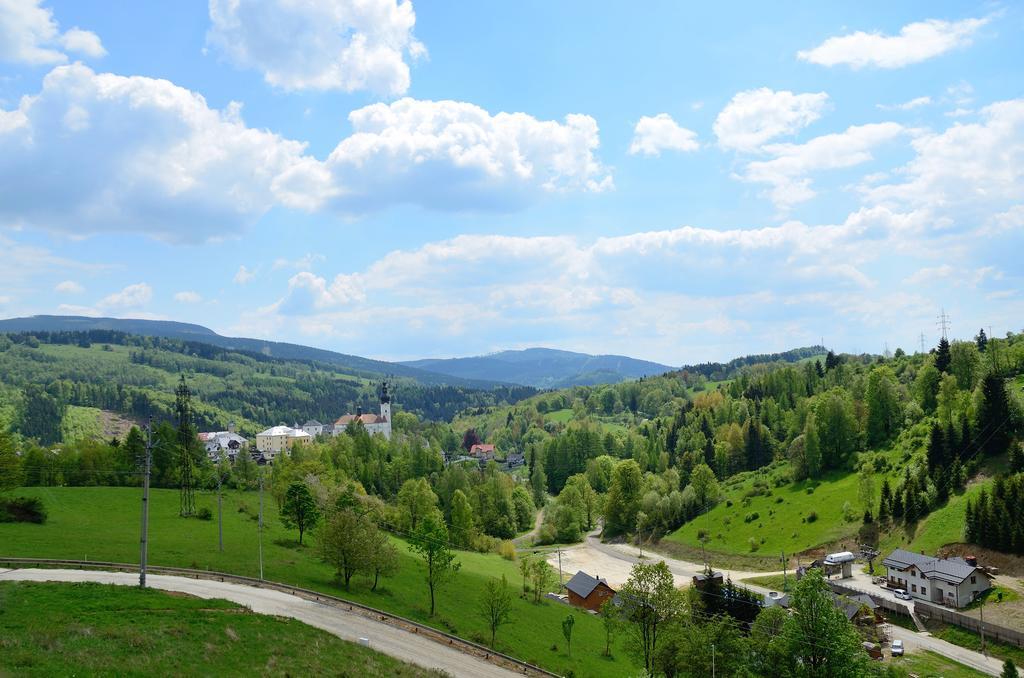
[[175, 375, 196, 517], [936, 308, 951, 340]]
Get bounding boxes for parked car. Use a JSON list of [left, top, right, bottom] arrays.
[[891, 639, 905, 656], [893, 589, 912, 601]]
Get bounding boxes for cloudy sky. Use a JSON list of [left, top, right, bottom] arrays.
[[0, 1, 1021, 365]]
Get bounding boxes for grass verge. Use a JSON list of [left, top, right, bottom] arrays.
[[0, 581, 441, 676]]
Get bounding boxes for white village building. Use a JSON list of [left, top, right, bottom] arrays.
[[199, 422, 247, 462], [255, 425, 312, 462], [882, 548, 992, 608], [333, 382, 392, 440]]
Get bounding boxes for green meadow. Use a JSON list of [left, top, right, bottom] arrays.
[[0, 486, 638, 677], [0, 581, 442, 677]]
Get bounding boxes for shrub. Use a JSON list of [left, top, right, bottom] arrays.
[[775, 496, 784, 504], [806, 511, 818, 523], [0, 497, 47, 524], [473, 533, 501, 553], [748, 537, 760, 552], [196, 507, 213, 521], [743, 512, 760, 523], [725, 500, 733, 507], [498, 540, 516, 560], [805, 487, 815, 495]]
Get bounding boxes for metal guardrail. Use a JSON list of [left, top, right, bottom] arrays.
[[0, 557, 557, 677]]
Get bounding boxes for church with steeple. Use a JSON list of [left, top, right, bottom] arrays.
[[333, 381, 393, 440]]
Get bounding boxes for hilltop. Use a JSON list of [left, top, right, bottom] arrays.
[[403, 347, 676, 388], [0, 316, 503, 389]]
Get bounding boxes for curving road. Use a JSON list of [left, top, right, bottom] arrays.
[[0, 568, 519, 678]]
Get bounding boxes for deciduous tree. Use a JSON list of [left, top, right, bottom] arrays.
[[479, 575, 513, 646], [410, 511, 460, 616], [281, 480, 320, 545], [619, 561, 682, 674]]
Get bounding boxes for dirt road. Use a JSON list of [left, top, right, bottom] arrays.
[[0, 568, 520, 678], [547, 530, 783, 593]]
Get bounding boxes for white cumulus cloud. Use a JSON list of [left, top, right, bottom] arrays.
[[98, 282, 152, 310], [714, 88, 830, 151], [0, 66, 612, 238], [877, 96, 932, 111], [629, 114, 699, 156], [798, 17, 989, 69], [0, 63, 316, 242], [863, 99, 1024, 210], [0, 0, 105, 65], [55, 279, 84, 294], [740, 122, 907, 208], [234, 265, 256, 284], [320, 98, 613, 212], [174, 290, 202, 303], [207, 0, 425, 95]]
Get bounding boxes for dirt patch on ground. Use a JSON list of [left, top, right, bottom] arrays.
[[936, 544, 1024, 578], [100, 410, 142, 441]]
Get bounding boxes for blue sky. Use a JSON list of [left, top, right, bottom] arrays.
[[0, 1, 1021, 365]]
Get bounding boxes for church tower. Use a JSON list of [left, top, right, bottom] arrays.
[[379, 380, 392, 438]]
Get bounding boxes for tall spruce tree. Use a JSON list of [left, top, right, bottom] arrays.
[[935, 337, 952, 374], [977, 373, 1011, 458]]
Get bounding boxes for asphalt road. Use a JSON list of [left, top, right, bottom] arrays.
[[0, 568, 519, 678], [890, 625, 1003, 676]]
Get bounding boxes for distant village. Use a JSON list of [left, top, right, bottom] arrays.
[[198, 381, 524, 471]]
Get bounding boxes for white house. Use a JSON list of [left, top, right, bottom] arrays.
[[333, 382, 392, 440], [255, 425, 311, 462], [882, 548, 992, 608], [199, 423, 247, 462], [301, 420, 324, 437]]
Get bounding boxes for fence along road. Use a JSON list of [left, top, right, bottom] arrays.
[[0, 559, 555, 678]]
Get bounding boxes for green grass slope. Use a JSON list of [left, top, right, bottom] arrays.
[[0, 581, 441, 677], [0, 486, 638, 677], [666, 463, 888, 563]]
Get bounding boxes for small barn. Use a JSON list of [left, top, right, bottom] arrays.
[[565, 571, 616, 612]]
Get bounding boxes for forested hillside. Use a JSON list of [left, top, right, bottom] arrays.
[[0, 330, 534, 443], [457, 332, 1024, 556], [402, 347, 677, 388], [0, 315, 506, 388]]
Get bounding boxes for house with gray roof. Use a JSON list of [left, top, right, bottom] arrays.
[[564, 570, 616, 612], [882, 548, 991, 608]]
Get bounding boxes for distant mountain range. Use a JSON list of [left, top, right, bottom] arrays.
[[0, 315, 826, 391], [0, 315, 500, 388], [402, 348, 676, 389]]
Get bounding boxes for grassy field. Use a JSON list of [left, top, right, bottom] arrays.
[[543, 408, 629, 434], [0, 581, 441, 677], [0, 486, 639, 677], [667, 465, 877, 564], [879, 480, 986, 557], [891, 650, 988, 677]]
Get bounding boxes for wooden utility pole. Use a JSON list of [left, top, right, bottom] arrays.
[[217, 451, 224, 552], [258, 470, 265, 581], [139, 418, 153, 588]]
